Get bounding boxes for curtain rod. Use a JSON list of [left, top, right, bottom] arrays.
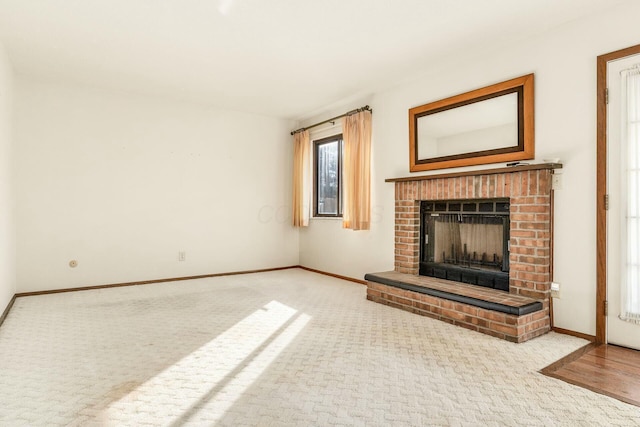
[[290, 105, 372, 135]]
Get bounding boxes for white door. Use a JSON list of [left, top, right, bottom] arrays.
[[607, 53, 640, 350]]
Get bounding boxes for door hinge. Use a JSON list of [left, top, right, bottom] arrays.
[[604, 300, 609, 316], [606, 88, 609, 105], [605, 194, 610, 210]]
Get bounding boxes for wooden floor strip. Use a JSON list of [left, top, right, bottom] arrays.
[[541, 343, 640, 407], [581, 353, 640, 374], [592, 345, 640, 369]]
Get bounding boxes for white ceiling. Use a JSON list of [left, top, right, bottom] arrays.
[[0, 0, 626, 119]]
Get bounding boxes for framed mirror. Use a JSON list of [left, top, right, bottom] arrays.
[[409, 74, 534, 172]]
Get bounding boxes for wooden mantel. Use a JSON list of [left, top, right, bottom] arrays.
[[385, 163, 562, 183]]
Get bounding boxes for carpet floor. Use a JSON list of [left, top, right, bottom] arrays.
[[0, 268, 639, 426]]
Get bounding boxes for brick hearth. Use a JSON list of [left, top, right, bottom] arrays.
[[366, 164, 561, 342]]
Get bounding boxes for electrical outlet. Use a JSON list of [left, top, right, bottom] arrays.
[[552, 174, 563, 190], [178, 251, 186, 262], [550, 282, 560, 298]]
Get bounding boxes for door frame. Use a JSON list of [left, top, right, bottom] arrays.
[[596, 43, 640, 344]]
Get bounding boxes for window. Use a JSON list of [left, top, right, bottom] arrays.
[[313, 135, 343, 217], [621, 65, 640, 323]]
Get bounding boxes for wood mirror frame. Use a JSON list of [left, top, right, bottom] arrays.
[[409, 74, 534, 172]]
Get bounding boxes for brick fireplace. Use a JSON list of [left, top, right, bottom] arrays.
[[366, 164, 561, 343]]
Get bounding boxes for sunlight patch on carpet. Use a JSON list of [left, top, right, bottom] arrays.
[[97, 300, 310, 425]]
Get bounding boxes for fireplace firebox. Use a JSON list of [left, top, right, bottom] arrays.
[[419, 198, 510, 291]]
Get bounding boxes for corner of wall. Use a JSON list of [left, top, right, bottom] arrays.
[[0, 37, 17, 314]]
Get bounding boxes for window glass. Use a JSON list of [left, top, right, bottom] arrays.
[[314, 135, 343, 217]]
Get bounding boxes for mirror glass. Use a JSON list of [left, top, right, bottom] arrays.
[[408, 74, 534, 172], [417, 92, 518, 160]]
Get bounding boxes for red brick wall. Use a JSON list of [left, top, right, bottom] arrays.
[[367, 281, 551, 343], [394, 170, 553, 305]]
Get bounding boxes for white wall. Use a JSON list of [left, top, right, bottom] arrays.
[[0, 40, 15, 312], [300, 2, 640, 335], [14, 77, 298, 292]]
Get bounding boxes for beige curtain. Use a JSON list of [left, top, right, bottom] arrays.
[[342, 110, 372, 230], [292, 130, 310, 227]]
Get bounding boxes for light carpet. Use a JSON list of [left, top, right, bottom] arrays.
[[0, 268, 638, 426]]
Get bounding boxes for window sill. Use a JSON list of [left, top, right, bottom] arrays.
[[311, 216, 343, 221]]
